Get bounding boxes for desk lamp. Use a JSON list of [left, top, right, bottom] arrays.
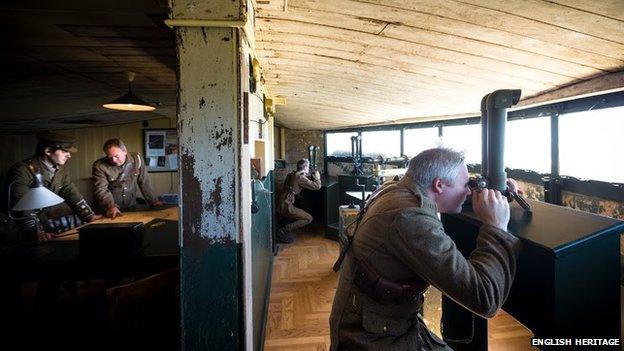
[[8, 173, 64, 228]]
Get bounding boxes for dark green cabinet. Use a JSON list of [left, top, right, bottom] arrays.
[[441, 200, 623, 350], [301, 176, 340, 240]]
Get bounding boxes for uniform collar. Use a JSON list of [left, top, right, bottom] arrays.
[[397, 176, 438, 212], [39, 156, 59, 173]]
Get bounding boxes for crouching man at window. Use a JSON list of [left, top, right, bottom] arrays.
[[276, 158, 321, 243]]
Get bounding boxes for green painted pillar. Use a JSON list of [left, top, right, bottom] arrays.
[[168, 0, 252, 349]]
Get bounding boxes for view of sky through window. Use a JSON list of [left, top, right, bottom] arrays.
[[361, 130, 401, 158], [559, 106, 624, 183], [403, 127, 440, 157], [441, 124, 481, 165], [325, 105, 623, 185], [505, 117, 551, 174], [326, 132, 358, 157]]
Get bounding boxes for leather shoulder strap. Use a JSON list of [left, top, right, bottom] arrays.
[[118, 156, 136, 182], [333, 183, 398, 272], [333, 182, 419, 272], [25, 158, 40, 178], [135, 153, 142, 170]]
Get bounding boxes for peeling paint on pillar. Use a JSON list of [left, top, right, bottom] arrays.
[[214, 127, 233, 150], [178, 26, 238, 242], [176, 23, 243, 350], [180, 153, 202, 239], [170, 0, 243, 20], [205, 176, 223, 217]]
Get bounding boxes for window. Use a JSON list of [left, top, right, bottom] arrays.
[[326, 132, 358, 157], [441, 124, 481, 164], [505, 117, 550, 173], [361, 130, 401, 158], [403, 127, 440, 158], [559, 106, 624, 183]]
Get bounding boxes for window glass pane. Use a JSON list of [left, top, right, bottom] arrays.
[[326, 132, 358, 157], [505, 117, 550, 173], [441, 124, 481, 164], [403, 127, 441, 158], [560, 106, 624, 183], [361, 130, 401, 158]]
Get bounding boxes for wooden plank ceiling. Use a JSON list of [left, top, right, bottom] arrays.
[[255, 0, 624, 129], [1, 0, 623, 132]]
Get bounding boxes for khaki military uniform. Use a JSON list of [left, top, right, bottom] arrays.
[[329, 177, 521, 351], [92, 152, 157, 212], [277, 170, 321, 232], [7, 156, 94, 234]]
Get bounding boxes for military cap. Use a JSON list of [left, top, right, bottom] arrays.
[[36, 132, 78, 153]]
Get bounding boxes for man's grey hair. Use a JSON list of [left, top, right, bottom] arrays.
[[405, 148, 466, 190]]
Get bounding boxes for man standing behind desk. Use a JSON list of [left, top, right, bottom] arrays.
[[92, 138, 164, 219], [7, 132, 100, 242]]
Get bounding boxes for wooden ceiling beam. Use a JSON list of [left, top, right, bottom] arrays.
[[259, 0, 624, 69]]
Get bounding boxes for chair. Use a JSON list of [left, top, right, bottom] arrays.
[[106, 268, 180, 349]]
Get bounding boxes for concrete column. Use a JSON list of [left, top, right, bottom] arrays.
[[169, 0, 251, 349]]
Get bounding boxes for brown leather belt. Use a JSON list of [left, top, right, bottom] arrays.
[[353, 257, 426, 305]]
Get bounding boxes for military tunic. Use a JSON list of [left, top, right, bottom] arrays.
[[329, 177, 521, 351], [277, 170, 321, 232], [7, 156, 95, 233], [92, 152, 157, 211]]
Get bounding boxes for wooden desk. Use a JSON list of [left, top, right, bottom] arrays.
[[0, 206, 180, 281], [54, 206, 179, 241]]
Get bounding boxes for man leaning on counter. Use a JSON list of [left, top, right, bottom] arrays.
[[92, 138, 164, 219]]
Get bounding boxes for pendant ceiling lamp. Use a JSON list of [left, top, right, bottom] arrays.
[[103, 71, 155, 112]]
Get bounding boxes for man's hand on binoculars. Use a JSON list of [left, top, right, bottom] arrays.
[[472, 188, 510, 232], [506, 178, 523, 195]]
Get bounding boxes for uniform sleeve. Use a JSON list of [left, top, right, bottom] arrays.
[[388, 208, 521, 318], [57, 169, 94, 221], [135, 154, 157, 204], [298, 173, 321, 191], [6, 163, 39, 234], [92, 160, 116, 210], [7, 162, 32, 209]]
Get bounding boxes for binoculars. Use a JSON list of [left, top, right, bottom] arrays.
[[468, 176, 488, 190], [468, 176, 532, 214]]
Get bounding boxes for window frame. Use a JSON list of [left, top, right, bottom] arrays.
[[322, 91, 624, 202]]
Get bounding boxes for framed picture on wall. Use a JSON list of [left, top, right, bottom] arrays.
[[143, 128, 178, 172]]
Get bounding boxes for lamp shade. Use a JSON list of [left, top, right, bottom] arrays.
[[103, 90, 155, 112], [12, 186, 64, 211]]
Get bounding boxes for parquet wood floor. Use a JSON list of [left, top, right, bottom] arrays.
[[264, 226, 536, 351]]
